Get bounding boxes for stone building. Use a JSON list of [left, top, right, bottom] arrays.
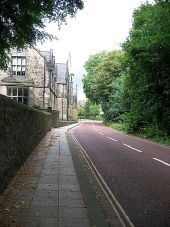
[[0, 47, 56, 109], [71, 86, 78, 121], [55, 63, 68, 120], [55, 61, 77, 121], [0, 46, 77, 120]]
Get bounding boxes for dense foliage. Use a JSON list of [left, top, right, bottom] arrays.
[[78, 100, 100, 119], [123, 0, 170, 134], [83, 50, 125, 122], [83, 0, 170, 138], [83, 51, 107, 103], [0, 0, 84, 69]]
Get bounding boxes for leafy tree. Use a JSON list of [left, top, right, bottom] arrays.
[[83, 51, 107, 103], [83, 50, 126, 122], [123, 0, 170, 134], [0, 0, 84, 69], [102, 75, 126, 122], [94, 51, 124, 103], [77, 106, 85, 118], [78, 100, 100, 119], [87, 101, 100, 118]]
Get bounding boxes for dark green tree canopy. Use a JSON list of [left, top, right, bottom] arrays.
[[123, 0, 170, 133], [0, 0, 84, 69], [83, 0, 170, 137]]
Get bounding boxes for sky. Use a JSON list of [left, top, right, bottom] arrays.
[[37, 0, 152, 100]]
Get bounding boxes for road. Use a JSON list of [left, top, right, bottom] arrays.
[[73, 121, 170, 227]]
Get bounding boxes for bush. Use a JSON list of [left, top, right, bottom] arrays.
[[141, 125, 166, 138], [125, 112, 144, 133]]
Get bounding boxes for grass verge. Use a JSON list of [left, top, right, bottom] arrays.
[[105, 122, 170, 146]]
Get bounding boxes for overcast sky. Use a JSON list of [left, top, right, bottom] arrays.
[[37, 0, 152, 100]]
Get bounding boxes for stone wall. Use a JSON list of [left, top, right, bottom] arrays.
[[59, 120, 78, 127], [0, 95, 51, 193], [48, 109, 60, 128], [72, 108, 78, 121], [57, 97, 68, 120]]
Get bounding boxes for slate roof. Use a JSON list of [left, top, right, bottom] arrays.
[[40, 51, 52, 62], [55, 63, 68, 84]]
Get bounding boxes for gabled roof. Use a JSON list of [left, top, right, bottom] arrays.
[[40, 51, 52, 62], [55, 63, 68, 84]]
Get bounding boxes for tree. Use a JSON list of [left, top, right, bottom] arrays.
[[102, 75, 126, 122], [77, 106, 85, 118], [78, 100, 100, 119], [83, 51, 107, 103], [0, 0, 84, 69], [94, 51, 124, 103], [123, 0, 170, 134], [83, 50, 126, 122]]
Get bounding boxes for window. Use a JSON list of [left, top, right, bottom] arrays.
[[7, 87, 29, 105], [12, 57, 26, 76]]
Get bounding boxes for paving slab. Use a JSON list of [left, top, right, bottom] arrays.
[[59, 197, 85, 208], [59, 191, 82, 200], [37, 183, 58, 191], [29, 205, 58, 218], [1, 123, 122, 227], [59, 217, 90, 227], [0, 126, 91, 227], [59, 206, 88, 219], [59, 168, 76, 176], [25, 217, 58, 227]]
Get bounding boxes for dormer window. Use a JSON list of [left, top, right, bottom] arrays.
[[12, 56, 26, 76]]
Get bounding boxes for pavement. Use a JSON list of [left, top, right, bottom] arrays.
[[0, 124, 122, 227]]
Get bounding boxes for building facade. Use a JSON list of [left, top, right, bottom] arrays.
[[0, 47, 77, 120], [55, 61, 77, 121], [55, 62, 68, 120]]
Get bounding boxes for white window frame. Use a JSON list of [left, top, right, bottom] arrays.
[[12, 56, 26, 76]]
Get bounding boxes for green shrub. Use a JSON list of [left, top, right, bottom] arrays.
[[141, 125, 165, 138], [125, 112, 144, 133]]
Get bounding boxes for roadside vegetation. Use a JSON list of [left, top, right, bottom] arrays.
[[82, 0, 170, 146], [78, 100, 103, 121], [106, 122, 170, 146]]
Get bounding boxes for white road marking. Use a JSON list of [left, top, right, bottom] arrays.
[[123, 143, 143, 153], [153, 158, 170, 167], [107, 126, 170, 150], [98, 132, 104, 136], [92, 122, 98, 132], [107, 136, 118, 142], [71, 130, 135, 227]]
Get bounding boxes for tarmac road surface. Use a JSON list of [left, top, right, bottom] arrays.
[[73, 121, 170, 227]]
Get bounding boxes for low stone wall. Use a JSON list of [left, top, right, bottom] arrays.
[[0, 95, 51, 193], [51, 110, 60, 128]]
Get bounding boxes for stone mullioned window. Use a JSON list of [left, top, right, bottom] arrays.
[[7, 87, 29, 105], [12, 56, 26, 76]]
